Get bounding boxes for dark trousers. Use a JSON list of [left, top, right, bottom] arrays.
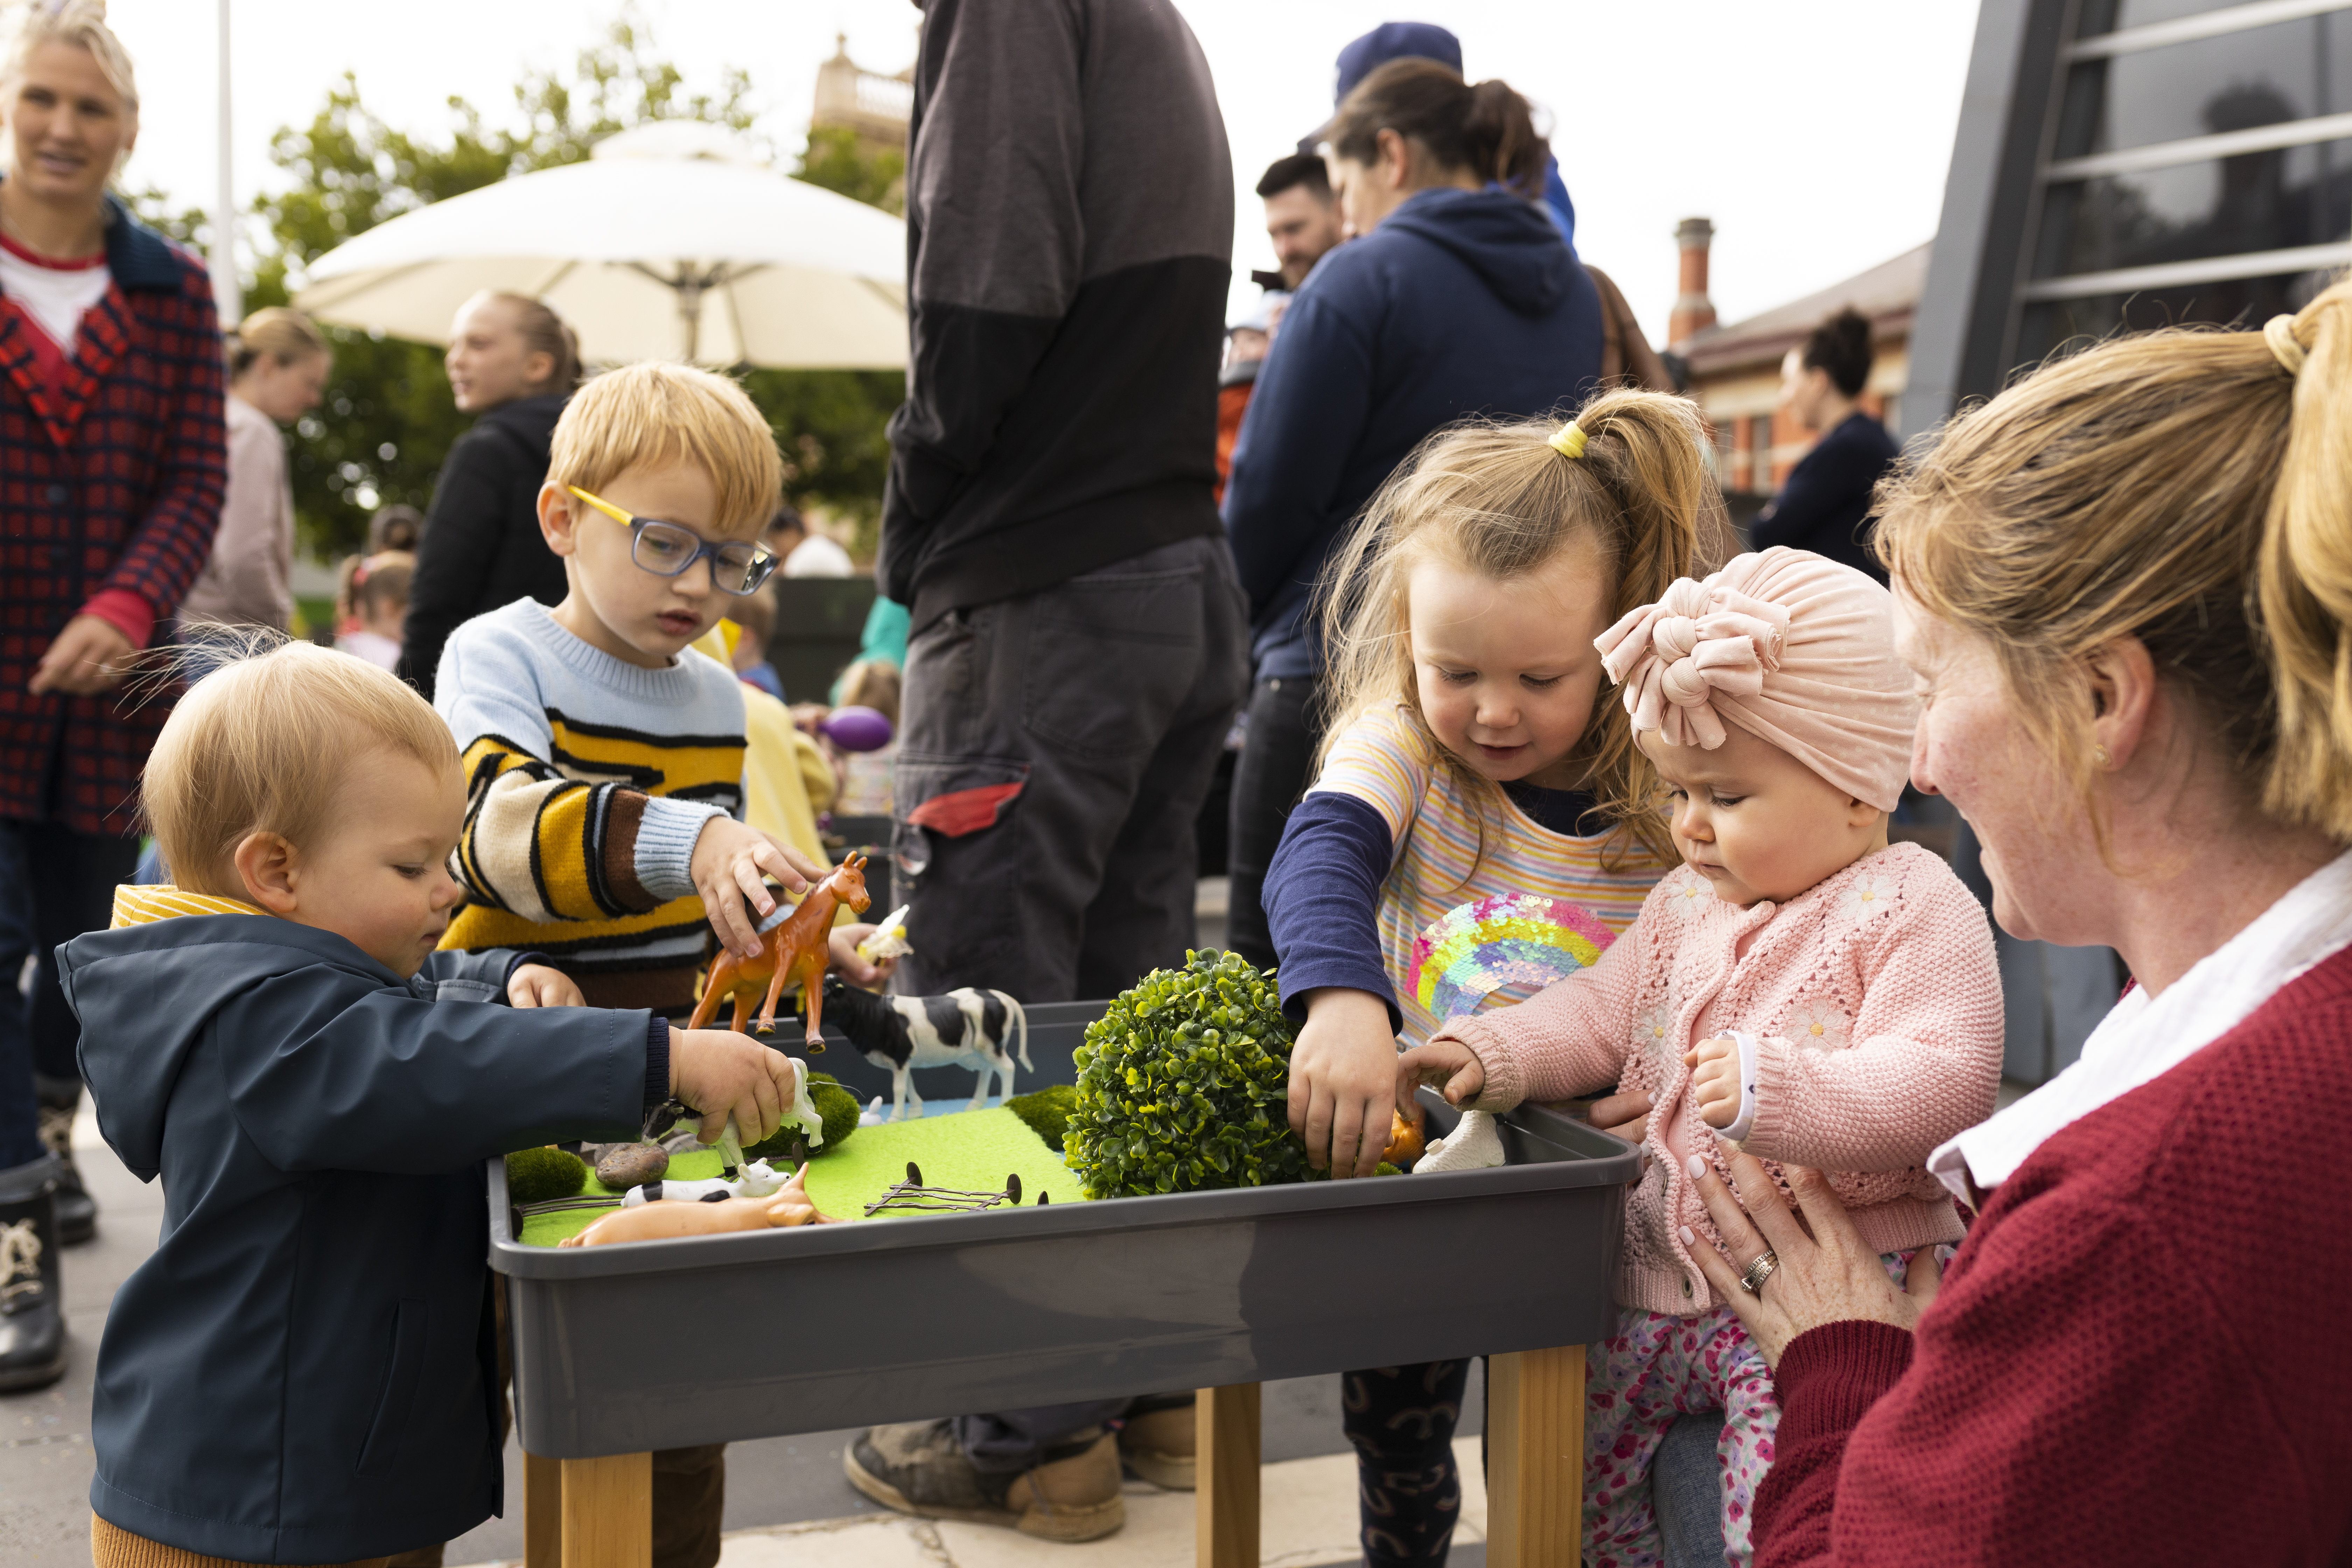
[[892, 534, 1249, 1002], [1224, 674, 1320, 971], [0, 819, 139, 1169], [1345, 1359, 1478, 1566]]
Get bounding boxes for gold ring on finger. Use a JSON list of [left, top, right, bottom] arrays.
[[1737, 1249, 1779, 1295]]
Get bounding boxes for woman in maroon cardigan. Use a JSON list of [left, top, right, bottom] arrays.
[[0, 7, 224, 1392], [1676, 282, 2352, 1563]]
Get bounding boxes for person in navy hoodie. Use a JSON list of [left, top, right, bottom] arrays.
[[1220, 56, 1602, 977]]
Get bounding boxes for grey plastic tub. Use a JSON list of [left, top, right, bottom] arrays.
[[490, 1001, 1642, 1459]]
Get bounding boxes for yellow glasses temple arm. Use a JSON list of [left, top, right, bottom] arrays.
[[566, 485, 634, 526]]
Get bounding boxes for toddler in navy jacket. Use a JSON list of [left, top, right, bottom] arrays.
[[60, 642, 799, 1565]]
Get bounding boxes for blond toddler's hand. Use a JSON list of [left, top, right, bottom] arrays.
[[690, 819, 825, 959], [1289, 988, 1402, 1180], [1685, 1034, 1742, 1130], [506, 963, 584, 1008], [668, 1027, 796, 1146], [1395, 1040, 1485, 1108]]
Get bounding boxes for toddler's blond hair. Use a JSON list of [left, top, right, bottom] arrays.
[[144, 641, 458, 898], [549, 362, 783, 538]]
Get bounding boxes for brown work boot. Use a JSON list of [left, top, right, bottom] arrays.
[[845, 1419, 1125, 1542], [1117, 1394, 1197, 1490]]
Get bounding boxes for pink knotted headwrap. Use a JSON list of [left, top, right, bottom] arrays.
[[1593, 548, 1918, 811]]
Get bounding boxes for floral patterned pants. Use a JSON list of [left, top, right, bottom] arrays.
[[1585, 1250, 1939, 1568]]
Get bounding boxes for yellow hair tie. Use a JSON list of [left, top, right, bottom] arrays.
[[1548, 421, 1588, 460]]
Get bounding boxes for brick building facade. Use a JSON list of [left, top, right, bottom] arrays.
[[1669, 223, 1927, 500]]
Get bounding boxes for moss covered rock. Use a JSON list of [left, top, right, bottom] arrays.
[[505, 1146, 588, 1205], [1065, 949, 1321, 1199], [1007, 1083, 1079, 1152]]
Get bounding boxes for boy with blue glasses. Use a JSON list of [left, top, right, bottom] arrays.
[[430, 362, 873, 1565]]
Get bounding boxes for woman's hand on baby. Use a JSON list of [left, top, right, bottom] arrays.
[[1586, 1090, 1657, 1143], [506, 964, 583, 1008], [1290, 988, 1402, 1180], [1685, 1035, 1742, 1129], [1681, 1147, 1941, 1366], [1395, 1040, 1485, 1107], [689, 819, 825, 959], [668, 1026, 797, 1146], [827, 924, 895, 987]]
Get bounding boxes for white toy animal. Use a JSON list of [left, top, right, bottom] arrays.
[[820, 976, 1031, 1121]]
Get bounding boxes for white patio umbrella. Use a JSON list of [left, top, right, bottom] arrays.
[[293, 122, 907, 369]]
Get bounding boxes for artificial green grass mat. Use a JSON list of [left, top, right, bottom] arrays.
[[799, 1105, 1087, 1218], [514, 1108, 1088, 1248]]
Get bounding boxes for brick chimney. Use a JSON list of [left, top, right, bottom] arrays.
[[1670, 217, 1717, 348]]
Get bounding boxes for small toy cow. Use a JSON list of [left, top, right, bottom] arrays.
[[821, 975, 1031, 1122]]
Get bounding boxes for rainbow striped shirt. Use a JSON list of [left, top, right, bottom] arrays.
[[1309, 703, 1670, 1043]]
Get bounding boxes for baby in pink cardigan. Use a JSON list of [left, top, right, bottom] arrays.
[[1399, 547, 2003, 1568]]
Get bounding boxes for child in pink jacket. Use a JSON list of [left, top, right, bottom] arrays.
[[1399, 547, 2003, 1568]]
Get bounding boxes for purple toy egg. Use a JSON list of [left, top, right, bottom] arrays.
[[820, 705, 894, 752]]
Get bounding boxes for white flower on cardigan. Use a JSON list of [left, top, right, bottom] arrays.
[[1665, 878, 1713, 920], [1632, 1007, 1672, 1060], [1842, 874, 1899, 922], [1781, 998, 1853, 1051]]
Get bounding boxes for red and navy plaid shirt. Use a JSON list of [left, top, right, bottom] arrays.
[[0, 200, 226, 835]]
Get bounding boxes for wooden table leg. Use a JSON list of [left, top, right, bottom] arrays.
[[1195, 1382, 1261, 1568], [523, 1451, 562, 1568], [560, 1451, 651, 1568], [1486, 1345, 1586, 1568]]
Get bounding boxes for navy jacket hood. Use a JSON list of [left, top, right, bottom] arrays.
[[1380, 188, 1572, 316], [62, 913, 651, 1563], [1221, 187, 1604, 677]]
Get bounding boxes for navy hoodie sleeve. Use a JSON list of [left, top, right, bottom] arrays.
[[211, 975, 651, 1174], [1263, 791, 1403, 1033], [1221, 286, 1377, 618]]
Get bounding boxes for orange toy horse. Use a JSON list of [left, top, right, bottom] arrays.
[[687, 853, 872, 1048]]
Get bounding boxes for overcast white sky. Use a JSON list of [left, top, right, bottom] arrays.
[[106, 0, 1982, 347]]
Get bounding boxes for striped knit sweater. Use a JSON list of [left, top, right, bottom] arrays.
[[435, 597, 744, 1010]]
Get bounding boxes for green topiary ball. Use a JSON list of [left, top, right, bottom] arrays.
[[1007, 1083, 1079, 1152], [1065, 949, 1320, 1199], [505, 1146, 588, 1205], [743, 1071, 861, 1158]]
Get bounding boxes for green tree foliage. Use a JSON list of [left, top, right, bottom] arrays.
[[234, 14, 904, 562]]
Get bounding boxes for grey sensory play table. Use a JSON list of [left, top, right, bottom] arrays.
[[487, 1001, 1643, 1568]]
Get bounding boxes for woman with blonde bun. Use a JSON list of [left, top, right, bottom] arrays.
[[1687, 282, 2352, 1566]]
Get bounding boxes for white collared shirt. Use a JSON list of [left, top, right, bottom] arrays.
[[1929, 848, 2352, 1201]]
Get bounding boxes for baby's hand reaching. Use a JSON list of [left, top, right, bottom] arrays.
[[1395, 1040, 1486, 1108], [1685, 1034, 1743, 1130], [506, 963, 583, 1008]]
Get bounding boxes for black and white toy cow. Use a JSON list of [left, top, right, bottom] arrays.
[[820, 976, 1032, 1121]]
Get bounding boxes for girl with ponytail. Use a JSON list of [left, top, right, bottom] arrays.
[[1262, 391, 1765, 1563], [1666, 285, 2352, 1567]]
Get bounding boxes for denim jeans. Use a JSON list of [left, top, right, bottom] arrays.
[[1224, 673, 1320, 971], [0, 819, 140, 1167]]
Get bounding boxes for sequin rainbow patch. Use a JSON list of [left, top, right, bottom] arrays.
[[1407, 894, 1615, 1023]]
